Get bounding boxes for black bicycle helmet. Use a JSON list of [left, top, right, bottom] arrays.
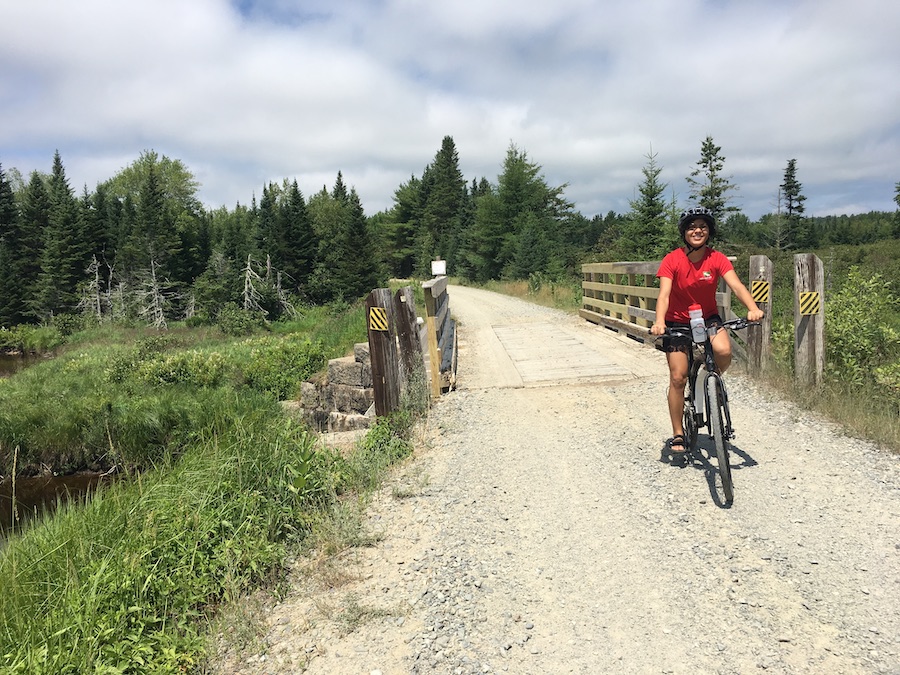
[[678, 206, 717, 238]]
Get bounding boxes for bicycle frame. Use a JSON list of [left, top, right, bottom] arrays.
[[655, 317, 758, 504], [687, 329, 732, 440], [666, 317, 756, 446]]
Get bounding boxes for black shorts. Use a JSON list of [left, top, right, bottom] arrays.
[[661, 314, 724, 353]]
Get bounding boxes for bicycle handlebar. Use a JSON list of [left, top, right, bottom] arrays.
[[650, 317, 763, 339]]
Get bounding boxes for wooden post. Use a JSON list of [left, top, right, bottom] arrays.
[[747, 255, 773, 376], [422, 276, 448, 398], [393, 286, 424, 397], [366, 288, 400, 416], [794, 253, 825, 386]]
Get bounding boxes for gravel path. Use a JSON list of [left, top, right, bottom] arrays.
[[212, 285, 900, 674]]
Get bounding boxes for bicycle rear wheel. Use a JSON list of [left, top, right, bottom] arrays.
[[707, 375, 733, 503]]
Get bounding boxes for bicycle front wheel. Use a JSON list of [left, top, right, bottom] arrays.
[[707, 376, 733, 503]]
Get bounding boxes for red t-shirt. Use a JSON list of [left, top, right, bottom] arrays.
[[656, 247, 734, 322]]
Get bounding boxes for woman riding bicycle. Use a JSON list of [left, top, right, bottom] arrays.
[[650, 207, 764, 455]]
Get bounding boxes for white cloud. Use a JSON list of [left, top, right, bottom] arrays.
[[1, 0, 898, 218]]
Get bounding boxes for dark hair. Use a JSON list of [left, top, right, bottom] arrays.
[[678, 206, 717, 239]]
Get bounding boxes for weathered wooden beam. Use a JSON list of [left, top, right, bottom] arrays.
[[366, 288, 400, 416]]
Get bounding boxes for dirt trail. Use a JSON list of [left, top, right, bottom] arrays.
[[214, 285, 900, 674]]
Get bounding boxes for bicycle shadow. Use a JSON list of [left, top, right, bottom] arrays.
[[659, 436, 758, 508]]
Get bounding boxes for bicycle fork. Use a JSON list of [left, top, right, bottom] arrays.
[[705, 372, 735, 441]]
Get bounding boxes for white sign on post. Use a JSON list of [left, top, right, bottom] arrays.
[[431, 260, 446, 276]]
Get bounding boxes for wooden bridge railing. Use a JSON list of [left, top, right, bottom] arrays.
[[581, 258, 773, 375], [581, 260, 734, 339], [364, 278, 457, 416], [422, 276, 457, 397]]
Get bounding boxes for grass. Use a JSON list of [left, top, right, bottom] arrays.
[[0, 297, 428, 672]]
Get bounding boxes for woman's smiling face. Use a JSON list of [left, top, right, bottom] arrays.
[[685, 219, 709, 247]]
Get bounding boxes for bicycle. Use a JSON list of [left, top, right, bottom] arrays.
[[655, 317, 760, 504]]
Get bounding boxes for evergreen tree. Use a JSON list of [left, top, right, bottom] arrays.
[[893, 182, 900, 237], [420, 136, 467, 271], [282, 180, 317, 291], [686, 136, 740, 228], [331, 171, 349, 204], [382, 175, 422, 278], [256, 182, 279, 264], [17, 172, 51, 319], [34, 151, 82, 318], [0, 163, 27, 325], [344, 188, 382, 298], [308, 176, 382, 303], [621, 149, 671, 260], [137, 161, 182, 279], [465, 144, 570, 282], [103, 150, 201, 287], [780, 158, 810, 249]]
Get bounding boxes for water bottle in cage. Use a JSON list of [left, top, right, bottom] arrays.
[[689, 304, 706, 343]]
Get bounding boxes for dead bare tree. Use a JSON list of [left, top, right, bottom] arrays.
[[77, 255, 104, 322], [242, 254, 265, 313], [137, 259, 170, 329]]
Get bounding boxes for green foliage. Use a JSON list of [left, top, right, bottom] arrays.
[[824, 266, 900, 386], [0, 396, 314, 673], [0, 293, 428, 672], [136, 350, 228, 387], [216, 302, 267, 336], [0, 324, 64, 352], [240, 335, 328, 400], [344, 416, 413, 492], [685, 136, 739, 222], [621, 149, 673, 260]]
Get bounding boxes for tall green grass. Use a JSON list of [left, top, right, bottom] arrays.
[[0, 393, 317, 672], [0, 299, 422, 672]]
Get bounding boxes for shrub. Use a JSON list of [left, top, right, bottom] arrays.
[[241, 335, 328, 400], [825, 267, 900, 386], [136, 351, 228, 388], [217, 303, 268, 337]]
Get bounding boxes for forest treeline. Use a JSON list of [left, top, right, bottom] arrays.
[[1, 136, 898, 331]]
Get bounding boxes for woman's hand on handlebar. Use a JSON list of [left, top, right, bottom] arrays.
[[747, 308, 765, 322], [650, 322, 667, 336]]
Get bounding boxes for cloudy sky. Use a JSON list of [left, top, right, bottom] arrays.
[[2, 0, 898, 221]]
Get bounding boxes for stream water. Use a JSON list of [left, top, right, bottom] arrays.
[[0, 352, 43, 377], [0, 351, 110, 538], [0, 473, 115, 537]]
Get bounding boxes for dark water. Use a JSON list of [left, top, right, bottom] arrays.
[[0, 473, 115, 536], [0, 352, 43, 377]]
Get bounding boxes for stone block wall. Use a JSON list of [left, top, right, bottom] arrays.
[[295, 342, 375, 433]]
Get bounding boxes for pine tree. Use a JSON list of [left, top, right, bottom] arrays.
[[686, 136, 740, 227], [332, 171, 349, 204], [283, 180, 317, 290], [780, 158, 810, 249], [466, 144, 570, 282], [139, 162, 182, 274], [17, 172, 51, 320], [621, 149, 670, 260], [0, 163, 25, 325], [892, 182, 899, 237], [34, 151, 82, 318], [420, 136, 467, 271], [344, 188, 382, 299], [103, 150, 201, 287]]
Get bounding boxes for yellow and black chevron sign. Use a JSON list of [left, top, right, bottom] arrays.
[[368, 306, 389, 331], [751, 280, 770, 304], [799, 291, 821, 316]]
